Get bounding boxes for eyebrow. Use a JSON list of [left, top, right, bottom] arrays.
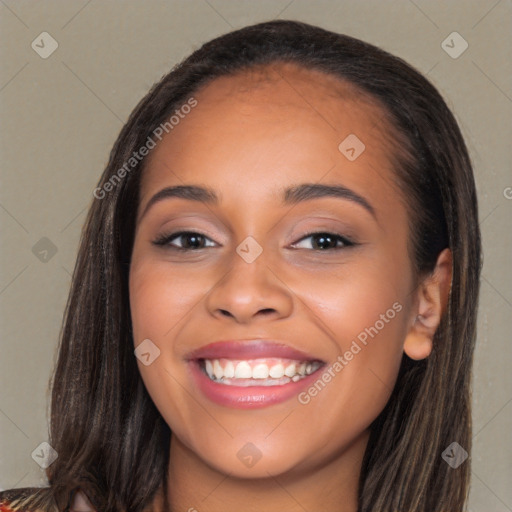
[[283, 183, 375, 217], [138, 183, 375, 221]]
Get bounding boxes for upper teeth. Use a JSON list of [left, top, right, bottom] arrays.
[[203, 358, 321, 382]]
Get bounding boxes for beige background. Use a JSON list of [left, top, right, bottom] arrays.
[[0, 1, 510, 510]]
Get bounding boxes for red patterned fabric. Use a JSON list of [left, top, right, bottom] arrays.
[[0, 500, 14, 512]]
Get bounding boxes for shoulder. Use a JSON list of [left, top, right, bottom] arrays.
[[0, 488, 97, 512], [0, 497, 14, 512], [0, 488, 56, 512]]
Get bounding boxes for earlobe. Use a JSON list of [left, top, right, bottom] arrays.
[[403, 248, 453, 361]]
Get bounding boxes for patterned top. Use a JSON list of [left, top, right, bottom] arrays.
[[0, 487, 158, 511], [0, 501, 14, 512], [0, 496, 45, 512], [0, 487, 73, 512], [0, 493, 96, 512]]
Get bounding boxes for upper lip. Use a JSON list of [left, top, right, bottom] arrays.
[[186, 339, 324, 362]]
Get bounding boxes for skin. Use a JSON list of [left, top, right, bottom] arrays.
[[129, 62, 452, 512]]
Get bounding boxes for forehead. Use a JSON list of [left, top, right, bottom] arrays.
[[140, 62, 401, 208]]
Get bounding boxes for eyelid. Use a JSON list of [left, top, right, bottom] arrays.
[[290, 231, 356, 249], [152, 214, 230, 241], [152, 230, 219, 249]]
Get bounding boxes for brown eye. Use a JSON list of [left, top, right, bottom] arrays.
[[152, 231, 217, 250], [292, 232, 355, 250]]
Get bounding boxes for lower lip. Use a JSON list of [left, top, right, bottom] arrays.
[[188, 360, 322, 409]]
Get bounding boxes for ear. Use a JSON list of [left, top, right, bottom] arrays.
[[403, 248, 453, 360]]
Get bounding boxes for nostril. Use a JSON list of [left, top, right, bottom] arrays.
[[216, 307, 277, 319]]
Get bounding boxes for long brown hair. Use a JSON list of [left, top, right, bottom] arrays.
[[2, 20, 480, 512]]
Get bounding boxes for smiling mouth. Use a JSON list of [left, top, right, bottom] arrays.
[[198, 357, 324, 387]]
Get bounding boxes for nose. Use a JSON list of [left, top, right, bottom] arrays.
[[204, 246, 294, 324]]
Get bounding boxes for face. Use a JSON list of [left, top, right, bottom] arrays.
[[129, 62, 418, 479]]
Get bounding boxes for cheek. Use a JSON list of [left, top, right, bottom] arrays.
[[129, 260, 211, 444], [129, 261, 207, 343], [287, 262, 409, 420], [289, 256, 409, 350]]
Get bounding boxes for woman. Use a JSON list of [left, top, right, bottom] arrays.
[[0, 19, 481, 512]]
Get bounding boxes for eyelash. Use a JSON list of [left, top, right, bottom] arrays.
[[152, 230, 356, 251]]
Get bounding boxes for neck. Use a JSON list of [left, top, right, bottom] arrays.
[[163, 430, 369, 512]]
